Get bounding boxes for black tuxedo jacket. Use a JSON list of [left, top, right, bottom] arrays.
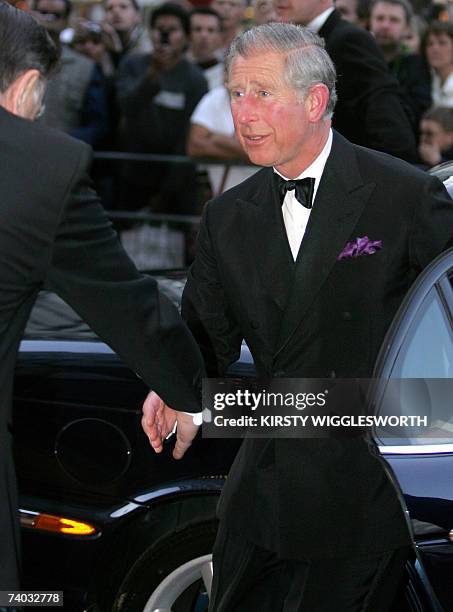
[[319, 10, 418, 163], [182, 132, 453, 560], [0, 106, 204, 589]]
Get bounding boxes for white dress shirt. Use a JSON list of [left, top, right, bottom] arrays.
[[431, 70, 453, 109], [274, 129, 333, 261], [306, 7, 335, 33]]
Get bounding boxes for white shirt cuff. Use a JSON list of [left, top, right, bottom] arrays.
[[181, 411, 203, 425]]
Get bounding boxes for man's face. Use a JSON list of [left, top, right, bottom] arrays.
[[190, 14, 222, 61], [370, 2, 408, 49], [104, 0, 140, 33], [73, 33, 105, 63], [227, 51, 320, 177], [336, 0, 358, 24], [34, 0, 68, 34], [211, 0, 245, 32], [253, 0, 277, 25], [275, 0, 324, 26], [150, 15, 188, 62]]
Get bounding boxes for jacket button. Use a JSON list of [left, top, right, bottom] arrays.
[[342, 311, 353, 321], [274, 370, 286, 377]]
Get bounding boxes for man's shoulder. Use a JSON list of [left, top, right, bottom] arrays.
[[118, 52, 151, 74], [59, 47, 96, 91], [396, 52, 430, 76], [351, 138, 433, 185], [0, 106, 88, 170], [321, 10, 382, 54], [176, 59, 209, 87], [206, 167, 269, 210], [61, 46, 94, 70], [128, 25, 152, 54]]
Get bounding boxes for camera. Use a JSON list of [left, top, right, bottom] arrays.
[[158, 29, 170, 45]]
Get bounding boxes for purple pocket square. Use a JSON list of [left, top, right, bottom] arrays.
[[337, 236, 383, 261]]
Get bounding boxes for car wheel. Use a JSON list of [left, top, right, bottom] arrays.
[[113, 520, 218, 612]]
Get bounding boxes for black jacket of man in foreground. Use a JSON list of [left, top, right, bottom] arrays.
[[0, 1, 203, 590]]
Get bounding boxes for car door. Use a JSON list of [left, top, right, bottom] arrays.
[[373, 248, 453, 611]]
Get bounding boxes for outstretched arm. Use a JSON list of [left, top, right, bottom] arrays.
[[46, 142, 204, 412]]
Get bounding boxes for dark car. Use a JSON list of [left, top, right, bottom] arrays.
[[13, 249, 453, 612]]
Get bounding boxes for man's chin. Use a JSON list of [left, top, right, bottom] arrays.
[[276, 11, 292, 23], [246, 153, 273, 167], [376, 38, 399, 52]]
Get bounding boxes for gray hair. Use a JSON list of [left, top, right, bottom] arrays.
[[225, 23, 337, 119]]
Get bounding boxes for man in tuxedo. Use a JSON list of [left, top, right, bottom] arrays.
[[275, 0, 419, 162], [143, 22, 453, 611], [0, 1, 202, 591]]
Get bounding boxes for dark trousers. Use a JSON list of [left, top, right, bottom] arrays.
[[209, 525, 410, 612]]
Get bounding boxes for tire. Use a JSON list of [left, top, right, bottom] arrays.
[[113, 520, 218, 612]]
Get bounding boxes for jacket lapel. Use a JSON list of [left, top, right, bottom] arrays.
[[235, 169, 294, 314], [274, 133, 376, 358], [318, 8, 341, 40]]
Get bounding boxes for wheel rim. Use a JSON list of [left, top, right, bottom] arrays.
[[143, 553, 213, 612]]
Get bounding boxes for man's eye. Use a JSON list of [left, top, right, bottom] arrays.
[[231, 91, 244, 98], [259, 91, 270, 97]]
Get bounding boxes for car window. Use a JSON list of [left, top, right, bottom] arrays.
[[392, 288, 453, 379], [376, 288, 453, 446]]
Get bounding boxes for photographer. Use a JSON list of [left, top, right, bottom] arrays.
[[116, 2, 207, 213]]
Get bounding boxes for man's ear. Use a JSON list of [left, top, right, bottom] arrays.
[[305, 83, 330, 123], [0, 69, 41, 119]]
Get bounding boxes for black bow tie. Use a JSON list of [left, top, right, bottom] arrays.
[[276, 175, 315, 209]]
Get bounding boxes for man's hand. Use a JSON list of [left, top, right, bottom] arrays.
[[101, 22, 123, 53], [141, 391, 199, 459]]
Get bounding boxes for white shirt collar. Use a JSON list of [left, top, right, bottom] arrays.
[[275, 130, 333, 260], [306, 6, 335, 33], [274, 128, 333, 202]]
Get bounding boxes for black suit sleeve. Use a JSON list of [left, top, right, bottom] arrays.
[[182, 203, 243, 377], [326, 18, 418, 162], [45, 144, 204, 412]]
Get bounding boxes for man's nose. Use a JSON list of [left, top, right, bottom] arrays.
[[236, 96, 258, 124]]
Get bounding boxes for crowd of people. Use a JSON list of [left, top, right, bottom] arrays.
[[13, 0, 453, 211]]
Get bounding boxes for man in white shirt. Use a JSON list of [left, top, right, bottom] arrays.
[[187, 7, 224, 91], [143, 22, 453, 610], [188, 85, 258, 195]]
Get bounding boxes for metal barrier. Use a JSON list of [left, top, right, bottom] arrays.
[[106, 210, 200, 270], [92, 151, 257, 270], [93, 151, 252, 167]]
